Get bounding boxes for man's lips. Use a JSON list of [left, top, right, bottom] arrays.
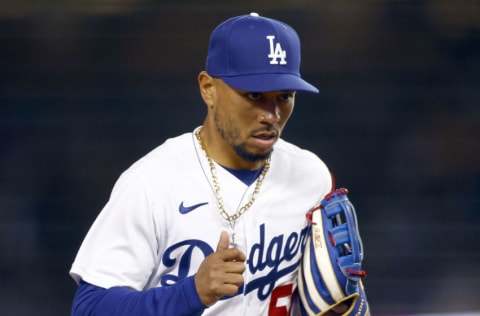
[[251, 131, 278, 149], [253, 131, 276, 140]]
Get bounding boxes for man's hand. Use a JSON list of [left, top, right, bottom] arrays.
[[194, 231, 246, 306]]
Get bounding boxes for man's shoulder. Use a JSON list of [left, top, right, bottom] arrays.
[[273, 139, 329, 173], [274, 138, 322, 162], [272, 139, 332, 197]]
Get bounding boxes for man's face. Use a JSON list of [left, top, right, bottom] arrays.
[[211, 78, 296, 163]]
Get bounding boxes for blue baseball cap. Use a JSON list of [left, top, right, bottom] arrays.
[[206, 13, 319, 93]]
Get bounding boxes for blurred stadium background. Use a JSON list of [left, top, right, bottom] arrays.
[[1, 1, 479, 315]]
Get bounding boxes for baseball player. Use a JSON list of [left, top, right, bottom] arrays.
[[70, 13, 354, 315]]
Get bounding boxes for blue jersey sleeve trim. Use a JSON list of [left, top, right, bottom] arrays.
[[72, 276, 206, 316]]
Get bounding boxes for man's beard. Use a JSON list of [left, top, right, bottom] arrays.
[[215, 114, 273, 163], [232, 143, 272, 163]]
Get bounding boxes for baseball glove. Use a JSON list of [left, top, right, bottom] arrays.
[[297, 188, 369, 316]]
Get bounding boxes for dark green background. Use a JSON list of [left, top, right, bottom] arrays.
[[1, 1, 479, 315]]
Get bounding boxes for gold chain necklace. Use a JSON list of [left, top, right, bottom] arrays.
[[195, 129, 270, 222]]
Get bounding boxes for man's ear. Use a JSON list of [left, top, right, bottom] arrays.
[[198, 71, 215, 108]]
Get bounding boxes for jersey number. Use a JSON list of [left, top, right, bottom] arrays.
[[268, 284, 294, 316]]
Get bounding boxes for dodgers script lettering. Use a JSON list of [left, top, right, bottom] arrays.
[[161, 224, 308, 301]]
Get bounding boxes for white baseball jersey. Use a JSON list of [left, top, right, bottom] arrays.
[[70, 126, 332, 316]]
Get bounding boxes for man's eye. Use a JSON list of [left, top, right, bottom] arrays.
[[279, 93, 294, 101], [247, 92, 262, 100]]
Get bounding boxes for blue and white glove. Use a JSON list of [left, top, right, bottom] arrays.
[[297, 188, 370, 316]]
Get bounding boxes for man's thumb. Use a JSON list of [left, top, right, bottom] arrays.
[[216, 231, 230, 251]]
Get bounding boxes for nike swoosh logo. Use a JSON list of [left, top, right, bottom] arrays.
[[179, 202, 209, 214]]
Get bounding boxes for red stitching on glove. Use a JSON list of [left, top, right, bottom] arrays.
[[328, 231, 336, 246], [324, 187, 349, 201], [324, 192, 334, 201], [306, 205, 321, 225], [346, 268, 367, 278], [306, 212, 314, 225]]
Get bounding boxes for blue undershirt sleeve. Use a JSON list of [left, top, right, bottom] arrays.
[[71, 276, 206, 316]]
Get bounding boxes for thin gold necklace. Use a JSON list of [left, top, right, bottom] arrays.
[[195, 129, 271, 223]]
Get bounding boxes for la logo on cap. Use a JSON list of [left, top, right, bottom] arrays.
[[266, 35, 287, 65], [205, 13, 320, 93]]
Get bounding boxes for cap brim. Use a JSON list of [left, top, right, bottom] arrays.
[[221, 73, 319, 93]]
